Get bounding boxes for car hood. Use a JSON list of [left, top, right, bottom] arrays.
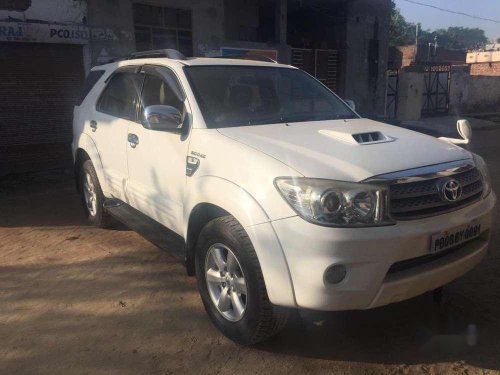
[[217, 119, 471, 181]]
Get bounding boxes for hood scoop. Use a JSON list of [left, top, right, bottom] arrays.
[[319, 129, 395, 145], [352, 131, 394, 145]]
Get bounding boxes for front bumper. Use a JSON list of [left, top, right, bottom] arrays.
[[270, 192, 496, 311]]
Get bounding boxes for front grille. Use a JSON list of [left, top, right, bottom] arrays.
[[389, 167, 483, 220]]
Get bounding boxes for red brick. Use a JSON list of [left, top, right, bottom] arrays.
[[470, 62, 500, 76]]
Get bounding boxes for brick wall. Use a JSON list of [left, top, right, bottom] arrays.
[[470, 62, 500, 76], [389, 45, 467, 70], [388, 45, 416, 69]]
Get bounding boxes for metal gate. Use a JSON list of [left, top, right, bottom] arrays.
[[385, 69, 399, 119], [421, 64, 451, 116], [291, 48, 339, 92]]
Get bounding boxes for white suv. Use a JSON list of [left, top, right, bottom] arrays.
[[73, 50, 496, 345]]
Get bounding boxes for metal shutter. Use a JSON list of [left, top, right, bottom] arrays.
[[0, 43, 84, 175]]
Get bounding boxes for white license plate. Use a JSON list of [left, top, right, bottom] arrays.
[[430, 222, 481, 253]]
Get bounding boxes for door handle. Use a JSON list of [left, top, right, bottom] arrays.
[[128, 133, 139, 148], [90, 120, 97, 132]]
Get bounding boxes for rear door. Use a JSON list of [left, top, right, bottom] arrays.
[[90, 67, 144, 200], [126, 65, 190, 234]]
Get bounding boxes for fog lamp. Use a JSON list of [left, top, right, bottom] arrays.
[[324, 264, 347, 285]]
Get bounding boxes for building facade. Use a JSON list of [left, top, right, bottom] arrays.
[[388, 44, 467, 70], [467, 50, 500, 77], [0, 0, 390, 175]]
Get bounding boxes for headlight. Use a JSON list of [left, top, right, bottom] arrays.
[[473, 153, 492, 198], [274, 178, 395, 227]]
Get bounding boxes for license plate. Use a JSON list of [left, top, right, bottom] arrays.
[[430, 223, 481, 253]]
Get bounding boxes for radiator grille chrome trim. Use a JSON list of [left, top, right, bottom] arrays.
[[365, 159, 475, 185], [365, 160, 484, 220]]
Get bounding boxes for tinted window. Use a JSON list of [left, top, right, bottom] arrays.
[[185, 66, 357, 128], [78, 70, 105, 106], [97, 72, 143, 121], [140, 72, 184, 120]]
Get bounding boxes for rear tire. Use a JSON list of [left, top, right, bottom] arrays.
[[79, 160, 114, 228], [195, 216, 288, 345]]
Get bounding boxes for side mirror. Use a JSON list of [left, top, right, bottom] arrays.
[[345, 99, 356, 111], [438, 119, 472, 146], [457, 119, 472, 141], [143, 105, 183, 132]]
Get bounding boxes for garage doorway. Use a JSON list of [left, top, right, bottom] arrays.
[[291, 48, 339, 93], [0, 43, 85, 175]]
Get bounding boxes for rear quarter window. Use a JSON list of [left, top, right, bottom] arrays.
[[77, 70, 105, 106]]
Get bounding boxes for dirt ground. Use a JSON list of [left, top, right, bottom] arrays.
[[1, 126, 500, 375]]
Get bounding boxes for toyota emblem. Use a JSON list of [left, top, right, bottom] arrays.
[[440, 178, 462, 202]]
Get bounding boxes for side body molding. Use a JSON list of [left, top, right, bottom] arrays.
[[183, 176, 296, 307]]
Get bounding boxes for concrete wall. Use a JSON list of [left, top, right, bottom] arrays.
[[344, 0, 391, 118], [86, 0, 224, 65], [395, 66, 500, 118], [467, 50, 500, 64], [222, 0, 289, 63], [0, 0, 87, 24], [396, 71, 424, 121], [224, 0, 259, 41], [0, 0, 90, 70], [86, 0, 290, 66], [180, 0, 224, 56], [86, 0, 134, 65], [449, 70, 500, 114]]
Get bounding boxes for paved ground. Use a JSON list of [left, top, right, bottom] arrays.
[[1, 126, 500, 375]]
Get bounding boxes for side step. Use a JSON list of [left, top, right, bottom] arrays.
[[104, 199, 187, 263]]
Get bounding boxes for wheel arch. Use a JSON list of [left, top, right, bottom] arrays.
[[183, 177, 296, 307], [185, 202, 231, 275], [73, 133, 110, 196], [74, 148, 90, 194]]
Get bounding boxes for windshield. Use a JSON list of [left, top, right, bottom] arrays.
[[185, 66, 358, 128]]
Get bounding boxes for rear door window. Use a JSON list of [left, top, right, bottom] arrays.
[[97, 72, 143, 121]]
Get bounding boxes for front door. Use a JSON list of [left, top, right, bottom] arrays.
[[126, 65, 190, 235], [90, 68, 143, 200]]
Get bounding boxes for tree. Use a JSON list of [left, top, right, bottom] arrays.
[[389, 1, 417, 46], [419, 27, 488, 50], [389, 1, 488, 50]]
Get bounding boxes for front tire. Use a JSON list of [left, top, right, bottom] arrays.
[[79, 160, 114, 228], [195, 216, 288, 345]]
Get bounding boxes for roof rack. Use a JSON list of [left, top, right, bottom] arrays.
[[214, 54, 277, 63], [111, 49, 187, 62]]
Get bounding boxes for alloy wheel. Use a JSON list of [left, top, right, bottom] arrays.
[[83, 172, 97, 217], [205, 243, 247, 321]]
